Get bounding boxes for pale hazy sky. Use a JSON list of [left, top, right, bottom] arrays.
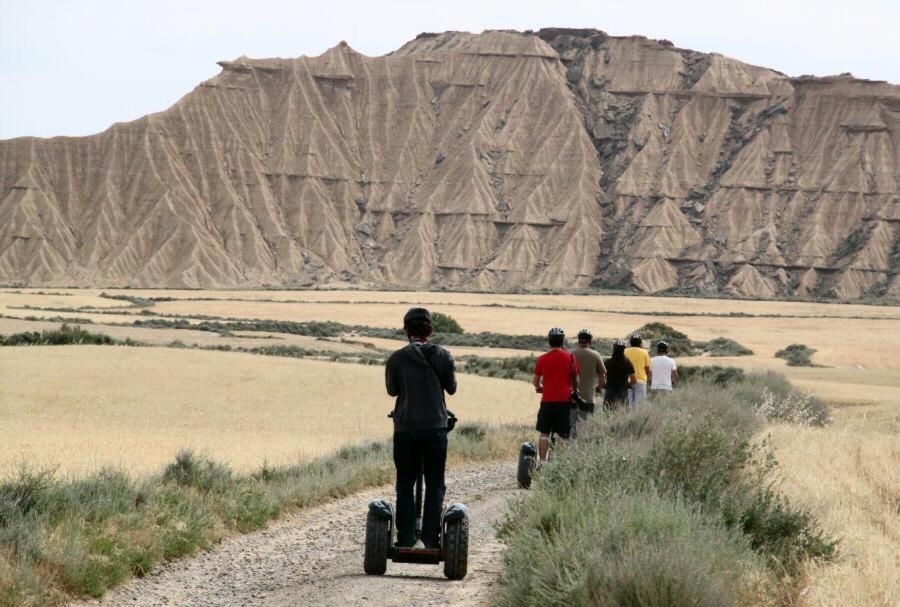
[[2, 0, 898, 140]]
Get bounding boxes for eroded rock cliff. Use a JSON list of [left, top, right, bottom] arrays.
[[1, 29, 897, 299]]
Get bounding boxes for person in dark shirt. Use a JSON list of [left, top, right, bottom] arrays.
[[385, 308, 456, 549], [603, 339, 636, 410]]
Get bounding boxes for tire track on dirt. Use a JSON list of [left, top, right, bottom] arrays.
[[73, 462, 518, 607]]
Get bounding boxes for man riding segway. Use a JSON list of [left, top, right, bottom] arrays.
[[364, 307, 469, 579], [517, 327, 583, 488]]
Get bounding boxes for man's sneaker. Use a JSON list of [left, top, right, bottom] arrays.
[[412, 539, 426, 550]]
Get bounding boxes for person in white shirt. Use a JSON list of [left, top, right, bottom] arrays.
[[650, 341, 678, 393]]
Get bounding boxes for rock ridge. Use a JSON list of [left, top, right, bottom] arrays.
[[1, 28, 897, 299]]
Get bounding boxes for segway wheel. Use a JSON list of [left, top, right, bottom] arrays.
[[443, 515, 469, 580], [517, 453, 535, 489], [364, 510, 390, 575]]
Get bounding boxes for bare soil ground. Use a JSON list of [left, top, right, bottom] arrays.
[[72, 462, 517, 607]]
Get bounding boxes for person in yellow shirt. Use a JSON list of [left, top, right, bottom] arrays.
[[624, 333, 651, 406]]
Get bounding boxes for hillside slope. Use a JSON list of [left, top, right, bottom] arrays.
[[1, 28, 898, 299]]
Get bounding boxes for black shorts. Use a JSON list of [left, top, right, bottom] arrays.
[[536, 402, 572, 438]]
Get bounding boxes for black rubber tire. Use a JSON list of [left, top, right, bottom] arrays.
[[443, 516, 469, 580], [363, 511, 390, 575], [517, 453, 535, 489]]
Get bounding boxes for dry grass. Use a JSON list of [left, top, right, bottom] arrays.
[[765, 415, 899, 606], [0, 346, 534, 476], [134, 298, 900, 381], [3, 289, 898, 606], [0, 291, 125, 310], [682, 357, 900, 413]]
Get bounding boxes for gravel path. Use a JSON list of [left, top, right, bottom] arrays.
[[73, 462, 519, 607]]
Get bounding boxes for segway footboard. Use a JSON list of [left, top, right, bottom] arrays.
[[390, 547, 442, 564]]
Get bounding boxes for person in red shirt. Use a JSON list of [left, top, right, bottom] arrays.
[[532, 327, 579, 461]]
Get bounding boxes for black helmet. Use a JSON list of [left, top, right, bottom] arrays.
[[403, 307, 432, 324], [613, 338, 626, 347], [577, 328, 592, 340], [631, 333, 642, 341], [657, 340, 669, 352], [548, 327, 565, 337]]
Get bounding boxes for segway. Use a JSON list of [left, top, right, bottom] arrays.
[[364, 412, 470, 580], [516, 441, 538, 489], [517, 432, 559, 489]]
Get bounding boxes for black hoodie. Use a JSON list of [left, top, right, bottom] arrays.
[[385, 342, 457, 432]]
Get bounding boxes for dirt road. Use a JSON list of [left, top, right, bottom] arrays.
[[74, 462, 518, 607]]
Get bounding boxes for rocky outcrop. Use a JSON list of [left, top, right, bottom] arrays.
[[536, 29, 899, 299], [1, 29, 898, 299]]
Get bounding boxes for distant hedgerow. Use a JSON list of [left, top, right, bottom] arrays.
[[0, 324, 121, 346]]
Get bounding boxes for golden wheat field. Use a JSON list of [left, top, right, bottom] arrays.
[[766, 423, 899, 607], [3, 288, 896, 403], [0, 346, 534, 475], [1, 288, 898, 605]]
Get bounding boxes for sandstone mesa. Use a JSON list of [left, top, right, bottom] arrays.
[[1, 29, 898, 299]]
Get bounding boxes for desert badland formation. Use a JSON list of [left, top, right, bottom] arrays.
[[1, 29, 898, 299]]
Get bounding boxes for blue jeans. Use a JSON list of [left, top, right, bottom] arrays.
[[628, 382, 647, 406], [393, 428, 448, 548]]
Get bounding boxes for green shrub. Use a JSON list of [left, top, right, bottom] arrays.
[[494, 375, 835, 607], [459, 355, 537, 381], [497, 487, 766, 607], [722, 484, 836, 573], [0, 324, 118, 346], [432, 331, 546, 351], [632, 322, 695, 356], [455, 423, 487, 442], [161, 450, 232, 493], [0, 469, 56, 526], [701, 337, 754, 356], [775, 344, 818, 367], [98, 293, 155, 308], [432, 312, 464, 334], [678, 365, 745, 386], [631, 324, 752, 358]]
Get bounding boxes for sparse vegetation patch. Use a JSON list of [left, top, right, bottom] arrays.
[[701, 336, 754, 356], [631, 322, 753, 357], [493, 374, 835, 607], [775, 344, 819, 367], [0, 426, 529, 605], [0, 324, 129, 347]]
